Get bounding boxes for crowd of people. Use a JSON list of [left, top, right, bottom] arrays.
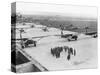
[[51, 46, 76, 60]]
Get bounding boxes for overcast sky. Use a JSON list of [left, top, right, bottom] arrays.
[[16, 2, 97, 18]]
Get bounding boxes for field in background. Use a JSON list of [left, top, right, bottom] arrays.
[[17, 14, 97, 33]]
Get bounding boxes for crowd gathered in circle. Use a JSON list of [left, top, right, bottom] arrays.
[[51, 46, 76, 60]]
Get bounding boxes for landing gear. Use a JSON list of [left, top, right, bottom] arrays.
[[75, 38, 77, 40], [68, 39, 70, 41]]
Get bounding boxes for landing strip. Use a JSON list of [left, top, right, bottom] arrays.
[[15, 24, 97, 71], [23, 35, 97, 71]]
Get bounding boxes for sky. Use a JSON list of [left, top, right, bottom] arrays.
[[16, 2, 98, 19]]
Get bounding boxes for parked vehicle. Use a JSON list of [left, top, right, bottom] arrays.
[[61, 34, 78, 41], [67, 35, 78, 41], [24, 39, 37, 47]]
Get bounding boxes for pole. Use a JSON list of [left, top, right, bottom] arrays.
[[20, 29, 24, 48]]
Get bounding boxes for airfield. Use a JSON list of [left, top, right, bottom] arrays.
[[15, 23, 97, 72]]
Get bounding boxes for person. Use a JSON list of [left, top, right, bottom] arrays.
[[61, 31, 63, 36], [70, 47, 73, 55], [67, 54, 70, 61], [58, 46, 63, 52], [51, 47, 62, 58], [33, 41, 37, 47], [51, 48, 54, 56], [64, 46, 68, 52], [66, 47, 71, 60], [74, 49, 76, 56], [55, 47, 60, 58]]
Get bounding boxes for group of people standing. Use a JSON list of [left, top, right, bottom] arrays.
[[51, 46, 76, 61]]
